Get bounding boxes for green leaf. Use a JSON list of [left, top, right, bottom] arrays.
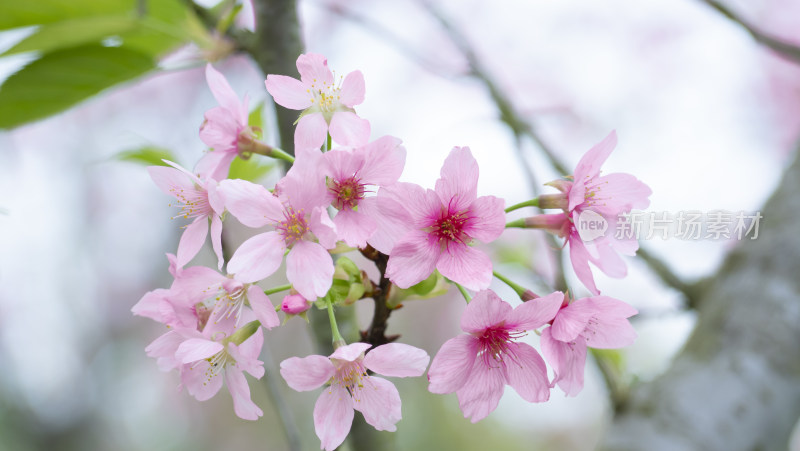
[[248, 102, 264, 129], [116, 146, 176, 166], [227, 156, 273, 182], [3, 15, 139, 56], [0, 45, 155, 129], [0, 0, 133, 30]]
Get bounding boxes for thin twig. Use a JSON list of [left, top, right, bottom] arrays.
[[359, 246, 398, 347], [701, 0, 800, 65]]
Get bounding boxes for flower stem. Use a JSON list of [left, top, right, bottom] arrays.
[[492, 271, 526, 298], [264, 284, 292, 296], [505, 198, 539, 213], [505, 218, 526, 228], [327, 301, 345, 346], [245, 139, 296, 163], [326, 133, 332, 151], [226, 320, 260, 345], [454, 282, 472, 303]]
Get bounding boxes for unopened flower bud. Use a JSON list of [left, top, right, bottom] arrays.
[[281, 294, 311, 315]]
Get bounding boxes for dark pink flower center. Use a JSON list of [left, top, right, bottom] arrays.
[[430, 208, 470, 245], [276, 207, 309, 246], [476, 325, 525, 368], [329, 177, 366, 210]]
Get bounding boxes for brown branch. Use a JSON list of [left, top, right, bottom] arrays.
[[701, 0, 800, 65], [359, 245, 398, 347]]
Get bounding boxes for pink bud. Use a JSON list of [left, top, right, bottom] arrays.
[[281, 294, 311, 315]]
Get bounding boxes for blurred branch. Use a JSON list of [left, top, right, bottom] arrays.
[[260, 342, 303, 451], [701, 0, 800, 65], [636, 246, 700, 307], [312, 1, 455, 77], [359, 246, 399, 347], [590, 349, 631, 413]]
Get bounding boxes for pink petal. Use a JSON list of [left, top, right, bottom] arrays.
[[330, 342, 371, 362], [435, 146, 479, 209], [205, 64, 246, 124], [570, 131, 617, 211], [194, 149, 237, 181], [353, 376, 401, 431], [199, 106, 240, 150], [385, 230, 439, 289], [339, 70, 366, 107], [175, 338, 223, 363], [176, 218, 208, 269], [455, 357, 506, 423], [540, 327, 587, 397], [427, 335, 478, 394], [504, 342, 550, 403], [464, 195, 505, 243], [309, 206, 338, 249], [227, 231, 286, 283], [295, 112, 328, 150], [568, 232, 600, 295], [581, 296, 638, 348], [323, 146, 364, 181], [361, 195, 412, 254], [280, 355, 335, 391], [591, 172, 652, 216], [550, 298, 597, 342], [460, 290, 512, 334], [590, 240, 628, 278], [210, 215, 224, 270], [229, 330, 265, 378], [182, 360, 224, 401], [148, 165, 194, 199], [329, 111, 370, 147], [357, 135, 405, 186], [505, 291, 564, 331], [286, 240, 334, 300], [314, 385, 354, 451], [436, 243, 492, 291], [132, 288, 171, 322], [380, 182, 439, 227], [297, 53, 333, 86], [226, 367, 263, 420], [333, 208, 376, 248], [363, 343, 430, 378], [265, 74, 312, 110], [247, 285, 280, 329], [145, 330, 184, 371], [278, 147, 328, 212], [218, 179, 283, 227]]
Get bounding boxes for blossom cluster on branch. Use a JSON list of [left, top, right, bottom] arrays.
[[133, 53, 651, 450]]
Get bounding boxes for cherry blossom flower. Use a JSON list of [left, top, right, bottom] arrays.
[[527, 132, 651, 294], [427, 290, 563, 422], [220, 153, 337, 300], [321, 136, 406, 247], [196, 63, 252, 181], [265, 53, 370, 149], [175, 312, 266, 421], [540, 295, 637, 396], [148, 160, 225, 270], [382, 147, 505, 290], [280, 342, 429, 451]]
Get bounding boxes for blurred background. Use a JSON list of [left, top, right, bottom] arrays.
[[1, 0, 799, 450]]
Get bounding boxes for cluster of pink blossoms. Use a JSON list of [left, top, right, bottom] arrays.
[[134, 53, 650, 450]]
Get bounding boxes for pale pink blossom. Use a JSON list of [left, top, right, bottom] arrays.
[[148, 161, 225, 270], [176, 311, 266, 420], [540, 295, 637, 396], [197, 64, 251, 181], [382, 147, 505, 290], [427, 290, 563, 422], [535, 131, 651, 294], [220, 153, 336, 300], [280, 342, 429, 451], [321, 136, 406, 247], [265, 53, 370, 149]]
